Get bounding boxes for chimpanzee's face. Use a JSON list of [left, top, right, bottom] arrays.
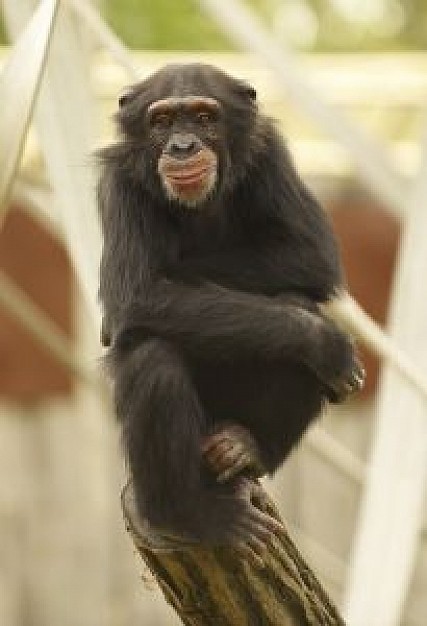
[[148, 95, 220, 207], [116, 63, 258, 208]]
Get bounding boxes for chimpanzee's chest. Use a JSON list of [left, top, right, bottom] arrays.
[[173, 209, 236, 260]]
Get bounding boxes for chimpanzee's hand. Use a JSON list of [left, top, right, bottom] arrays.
[[277, 294, 365, 402], [326, 354, 365, 403], [317, 324, 365, 403], [201, 423, 266, 483]]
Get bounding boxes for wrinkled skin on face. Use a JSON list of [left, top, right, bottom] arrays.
[[158, 148, 218, 207], [152, 96, 219, 207], [112, 63, 259, 209]]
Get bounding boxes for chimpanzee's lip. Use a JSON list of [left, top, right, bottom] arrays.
[[167, 166, 212, 181], [167, 166, 213, 185]]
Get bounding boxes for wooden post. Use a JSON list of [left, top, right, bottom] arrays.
[[122, 482, 345, 626]]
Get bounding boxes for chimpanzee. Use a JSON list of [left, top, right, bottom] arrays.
[[97, 63, 364, 563]]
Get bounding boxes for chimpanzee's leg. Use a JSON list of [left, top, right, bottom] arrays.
[[109, 337, 284, 563]]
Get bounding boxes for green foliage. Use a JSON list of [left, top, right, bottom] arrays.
[[3, 0, 424, 52], [312, 0, 427, 52], [400, 0, 427, 50], [103, 0, 231, 50], [103, 0, 427, 52], [0, 13, 8, 45]]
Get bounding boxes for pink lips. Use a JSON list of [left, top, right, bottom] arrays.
[[168, 166, 212, 188]]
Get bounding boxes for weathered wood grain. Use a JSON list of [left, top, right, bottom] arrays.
[[122, 482, 345, 626]]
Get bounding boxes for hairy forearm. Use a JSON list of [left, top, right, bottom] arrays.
[[116, 279, 325, 365], [172, 251, 285, 295], [171, 246, 339, 300]]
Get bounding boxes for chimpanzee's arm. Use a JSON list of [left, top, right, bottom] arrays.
[[170, 184, 342, 300], [171, 238, 338, 300], [98, 169, 351, 390], [116, 280, 353, 393]]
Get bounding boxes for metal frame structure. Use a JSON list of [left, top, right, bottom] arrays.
[[1, 1, 427, 624]]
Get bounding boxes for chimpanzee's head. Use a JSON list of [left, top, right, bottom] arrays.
[[115, 64, 259, 208]]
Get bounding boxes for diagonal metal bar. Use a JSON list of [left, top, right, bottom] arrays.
[[326, 293, 427, 399], [0, 0, 96, 382], [305, 424, 365, 485], [0, 0, 59, 212], [0, 268, 95, 385], [68, 0, 140, 81], [198, 0, 408, 215], [3, 0, 102, 323], [0, 0, 98, 384]]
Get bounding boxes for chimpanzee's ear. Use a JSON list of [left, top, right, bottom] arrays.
[[238, 81, 256, 101], [245, 85, 257, 101], [118, 90, 135, 108]]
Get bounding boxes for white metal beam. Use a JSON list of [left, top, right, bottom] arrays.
[[0, 0, 59, 210], [344, 123, 427, 625], [2, 0, 101, 324], [198, 0, 408, 215], [0, 269, 94, 384], [68, 0, 140, 81], [1, 3, 109, 625]]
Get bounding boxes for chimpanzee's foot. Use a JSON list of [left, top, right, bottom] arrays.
[[228, 477, 284, 567], [201, 423, 266, 483]]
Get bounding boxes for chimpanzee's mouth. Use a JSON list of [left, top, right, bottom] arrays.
[[167, 166, 214, 187], [159, 151, 218, 206]]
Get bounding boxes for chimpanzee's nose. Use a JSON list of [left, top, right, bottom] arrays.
[[167, 134, 201, 159]]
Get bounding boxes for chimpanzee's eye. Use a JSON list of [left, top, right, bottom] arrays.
[[151, 112, 173, 127], [196, 110, 214, 123]]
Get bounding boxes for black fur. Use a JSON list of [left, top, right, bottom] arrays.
[[97, 64, 355, 545]]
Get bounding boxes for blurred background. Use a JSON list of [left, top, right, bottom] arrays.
[[1, 1, 427, 624]]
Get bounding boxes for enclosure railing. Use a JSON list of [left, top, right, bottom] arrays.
[[2, 1, 427, 624]]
